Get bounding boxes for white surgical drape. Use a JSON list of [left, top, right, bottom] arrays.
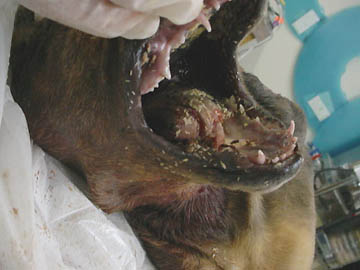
[[0, 1, 154, 269]]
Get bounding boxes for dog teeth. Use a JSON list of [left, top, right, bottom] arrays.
[[288, 120, 295, 136], [248, 150, 266, 165], [197, 12, 212, 32], [256, 150, 266, 165], [292, 137, 298, 143], [271, 144, 296, 164], [255, 116, 261, 123], [239, 104, 245, 114], [164, 66, 171, 80], [180, 35, 186, 44]]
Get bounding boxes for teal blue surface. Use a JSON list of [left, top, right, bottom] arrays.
[[333, 145, 360, 166], [312, 99, 360, 156], [293, 7, 360, 156], [284, 0, 325, 40]]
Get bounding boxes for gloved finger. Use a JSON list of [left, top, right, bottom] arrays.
[[120, 14, 160, 39], [18, 0, 160, 39], [110, 0, 204, 25]]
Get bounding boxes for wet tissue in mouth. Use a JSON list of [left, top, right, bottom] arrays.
[[143, 88, 298, 168]]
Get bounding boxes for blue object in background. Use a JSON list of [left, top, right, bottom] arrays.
[[291, 6, 360, 157], [312, 98, 360, 156], [284, 0, 325, 40], [294, 7, 360, 130]]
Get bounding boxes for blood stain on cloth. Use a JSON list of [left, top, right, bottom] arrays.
[[2, 170, 9, 180], [12, 208, 19, 216]]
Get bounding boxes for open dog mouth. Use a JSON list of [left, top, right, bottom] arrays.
[[135, 0, 303, 192], [10, 0, 304, 197]]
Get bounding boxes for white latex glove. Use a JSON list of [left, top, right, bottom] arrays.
[[17, 0, 204, 39], [111, 0, 203, 25]]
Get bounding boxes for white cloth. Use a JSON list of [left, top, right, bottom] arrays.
[[0, 1, 154, 269], [18, 0, 204, 39], [111, 0, 203, 25]]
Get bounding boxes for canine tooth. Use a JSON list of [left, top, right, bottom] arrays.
[[220, 161, 227, 169], [255, 116, 260, 123], [164, 66, 171, 80], [292, 136, 298, 143], [248, 150, 265, 165], [280, 153, 287, 160], [239, 104, 245, 114], [197, 12, 212, 32], [288, 120, 295, 136], [272, 157, 280, 163], [179, 35, 186, 45], [257, 150, 266, 165]]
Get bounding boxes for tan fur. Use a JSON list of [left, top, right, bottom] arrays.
[[169, 159, 316, 270]]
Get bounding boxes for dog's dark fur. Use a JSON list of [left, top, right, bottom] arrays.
[[9, 2, 316, 269]]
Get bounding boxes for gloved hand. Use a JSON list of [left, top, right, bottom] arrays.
[[17, 0, 204, 39]]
